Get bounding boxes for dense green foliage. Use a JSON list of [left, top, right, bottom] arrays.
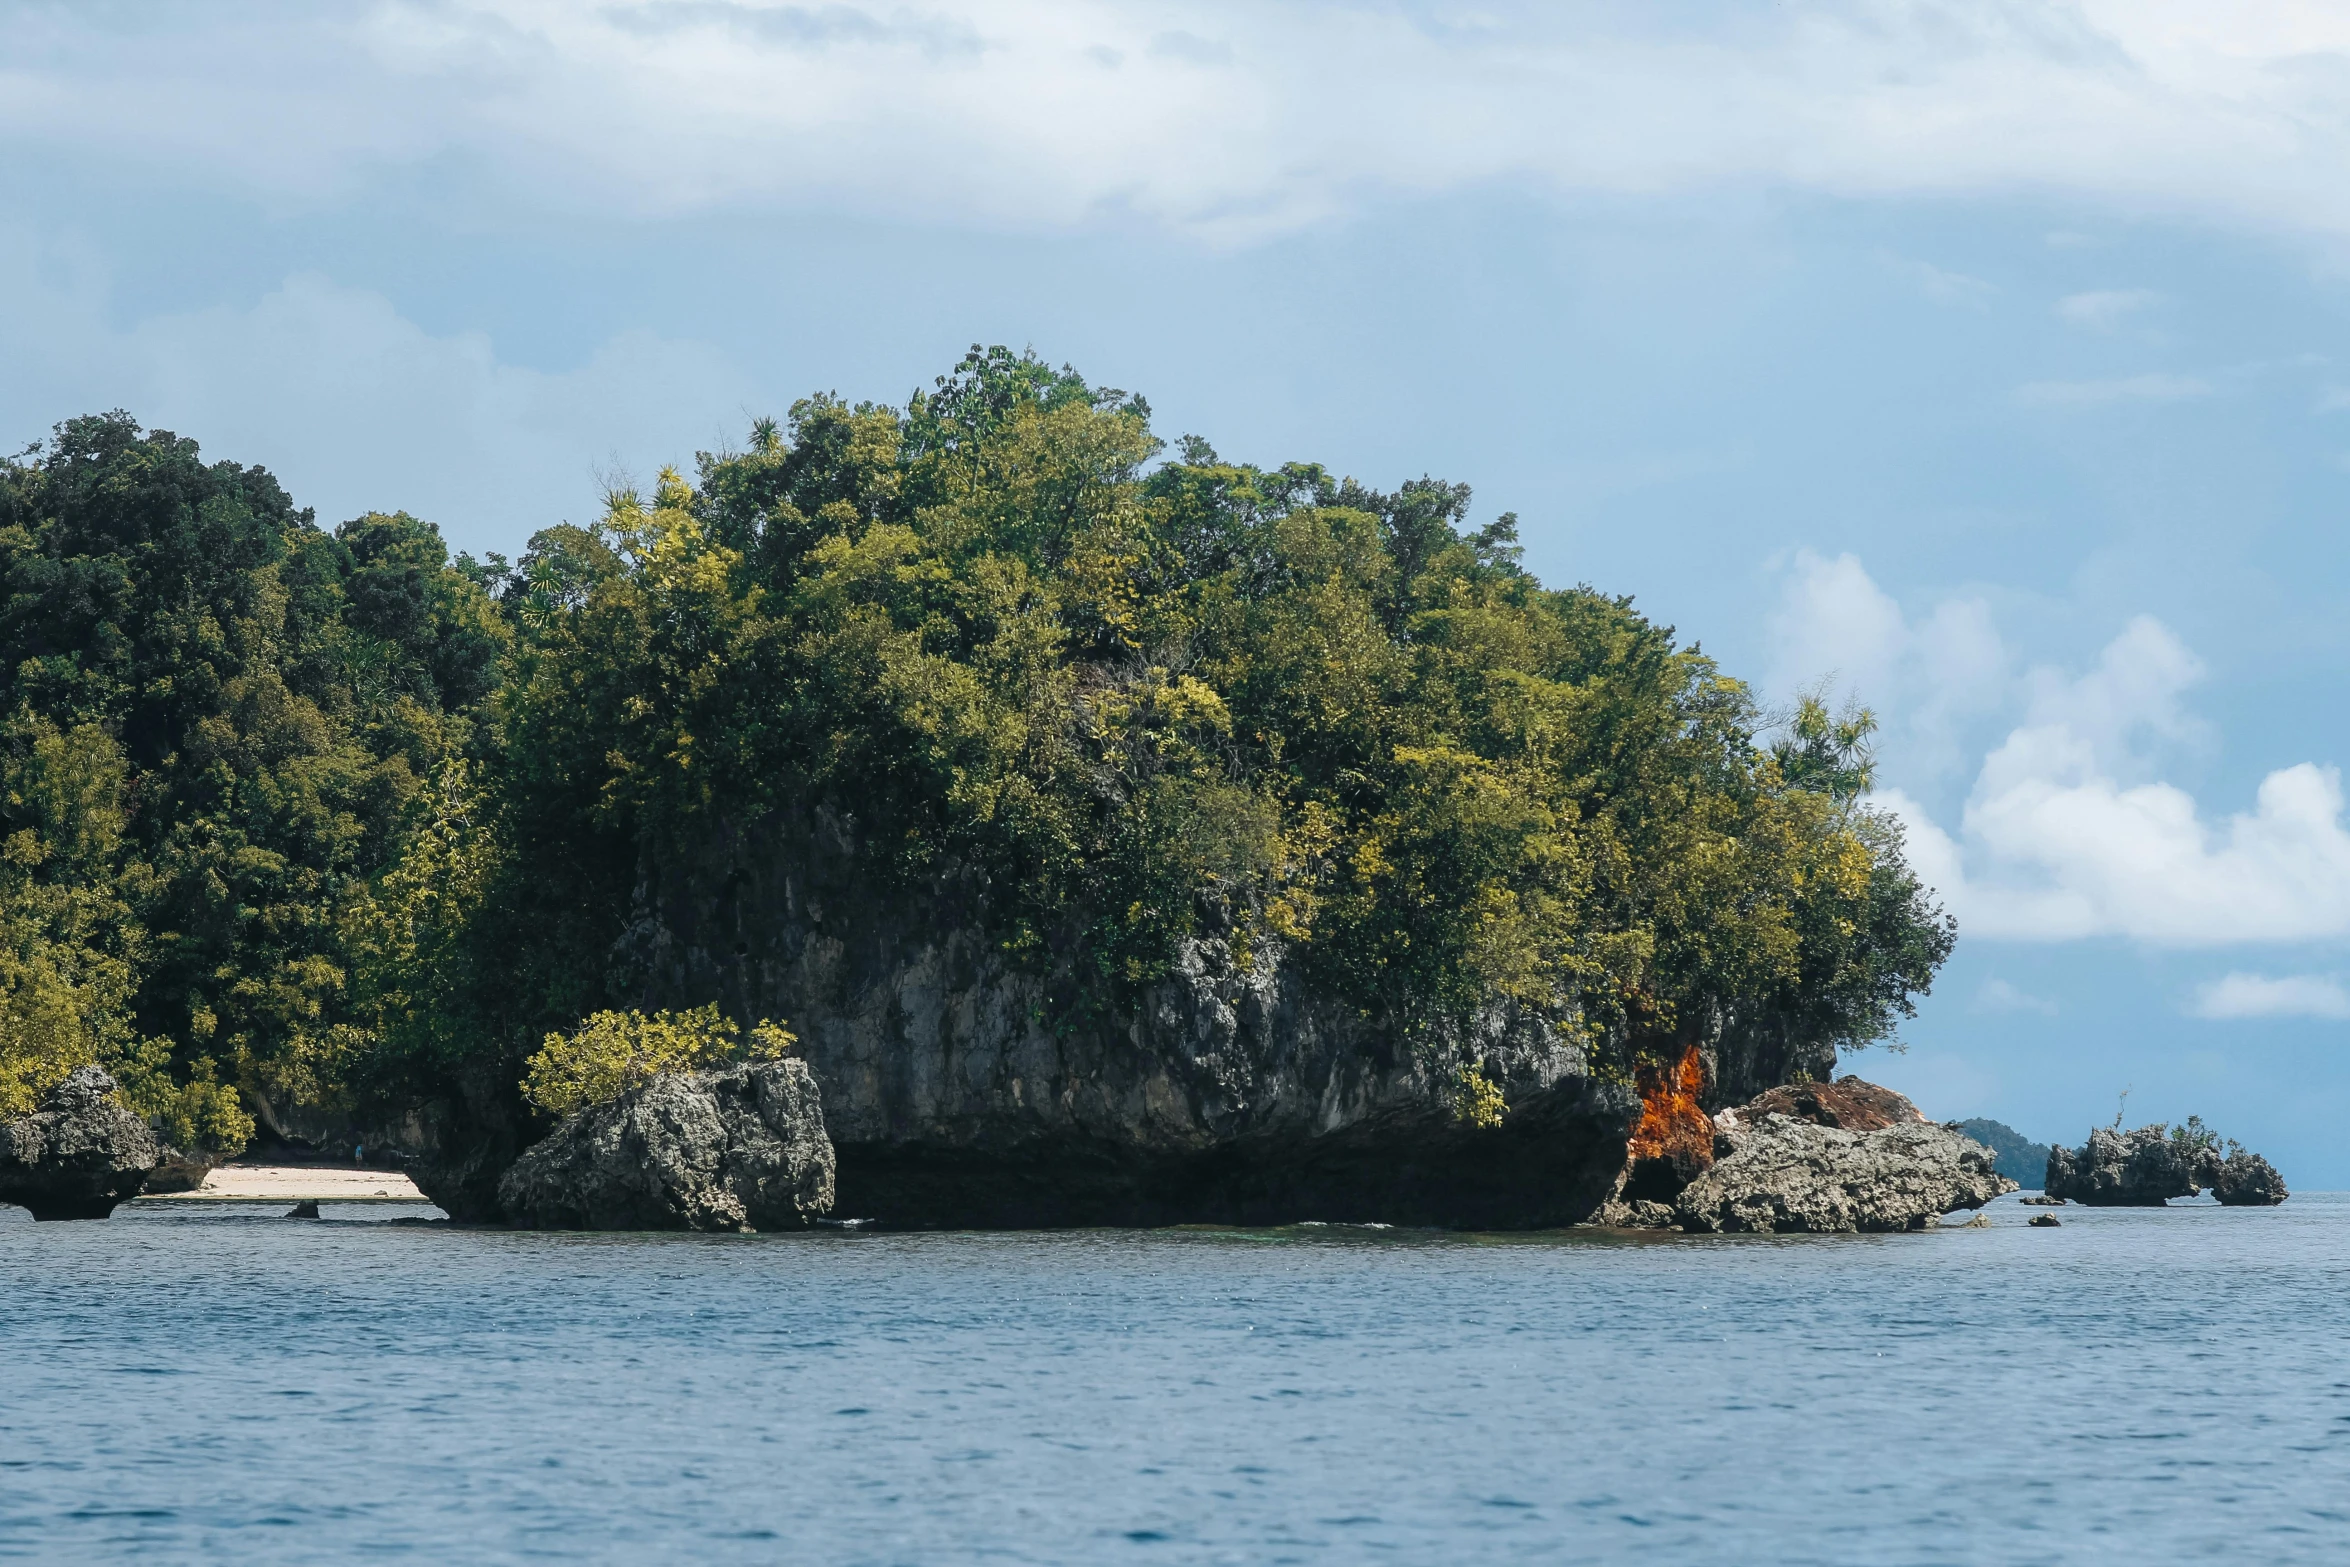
[[2, 350, 1954, 1145], [520, 1007, 796, 1118], [0, 413, 501, 1143], [1957, 1118, 2054, 1188]]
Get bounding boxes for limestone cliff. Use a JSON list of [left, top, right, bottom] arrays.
[[427, 810, 1825, 1230]]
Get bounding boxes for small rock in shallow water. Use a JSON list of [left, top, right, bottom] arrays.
[[2019, 1195, 2065, 1205], [2030, 1214, 2061, 1227], [2211, 1151, 2288, 1207], [286, 1201, 321, 1219]]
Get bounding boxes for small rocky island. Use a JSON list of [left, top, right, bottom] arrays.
[[0, 1068, 158, 1220], [2044, 1121, 2287, 1206]]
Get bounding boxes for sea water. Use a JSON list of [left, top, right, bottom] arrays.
[[3, 1194, 2346, 1563]]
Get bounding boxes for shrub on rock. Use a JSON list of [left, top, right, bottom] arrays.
[[497, 1060, 834, 1232]]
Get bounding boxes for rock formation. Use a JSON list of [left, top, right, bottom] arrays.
[[2043, 1126, 2208, 1205], [2211, 1150, 2288, 1207], [497, 1059, 836, 1232], [402, 808, 1847, 1230], [0, 1067, 159, 1220], [2040, 1121, 2288, 1208], [1596, 1077, 2013, 1233], [141, 1146, 220, 1195], [1672, 1115, 2014, 1233]]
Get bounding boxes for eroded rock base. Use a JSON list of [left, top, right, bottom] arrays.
[[0, 1067, 159, 1221]]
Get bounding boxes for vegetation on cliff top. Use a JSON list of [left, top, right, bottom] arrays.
[[1, 348, 1954, 1147]]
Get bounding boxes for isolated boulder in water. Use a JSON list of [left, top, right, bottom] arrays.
[[498, 1059, 835, 1232], [1673, 1114, 2014, 1234], [2211, 1150, 2288, 1207], [142, 1145, 220, 1195], [2043, 1125, 2219, 1207], [0, 1067, 160, 1220]]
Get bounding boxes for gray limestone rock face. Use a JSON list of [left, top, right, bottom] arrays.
[[497, 1059, 836, 1232], [2043, 1125, 2217, 1206], [0, 1067, 160, 1220], [543, 808, 1827, 1231], [1671, 1115, 2015, 1234], [2211, 1150, 2288, 1206]]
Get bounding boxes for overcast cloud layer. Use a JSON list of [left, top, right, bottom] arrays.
[[10, 2, 2350, 241]]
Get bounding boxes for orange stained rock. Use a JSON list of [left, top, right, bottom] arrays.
[[1628, 1043, 1713, 1170]]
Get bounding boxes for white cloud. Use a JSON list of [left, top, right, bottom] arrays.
[[1873, 619, 2350, 944], [0, 234, 760, 550], [1885, 255, 1997, 309], [1767, 550, 2008, 786], [1769, 554, 2350, 947], [11, 3, 2350, 241], [2014, 373, 2212, 407], [1768, 550, 1909, 701], [2191, 972, 2350, 1020], [1976, 978, 2058, 1015], [2056, 288, 2164, 330]]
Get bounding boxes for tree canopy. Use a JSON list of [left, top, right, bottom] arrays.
[[0, 351, 1954, 1147]]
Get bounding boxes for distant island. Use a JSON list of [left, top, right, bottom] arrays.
[[1958, 1120, 2053, 1188], [0, 348, 1960, 1228]]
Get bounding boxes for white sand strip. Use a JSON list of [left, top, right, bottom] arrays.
[[141, 1165, 428, 1202]]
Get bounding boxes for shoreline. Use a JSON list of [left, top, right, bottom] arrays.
[[136, 1165, 428, 1204]]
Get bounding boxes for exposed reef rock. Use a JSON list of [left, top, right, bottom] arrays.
[[1617, 1046, 1717, 1206], [1672, 1114, 2013, 1234], [2042, 1123, 2287, 1208], [2211, 1150, 2288, 1207], [2044, 1126, 2206, 1206], [0, 1067, 159, 1220], [497, 1059, 836, 1232], [1596, 1078, 2011, 1233]]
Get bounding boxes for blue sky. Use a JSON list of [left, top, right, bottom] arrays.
[[7, 1, 2349, 1178]]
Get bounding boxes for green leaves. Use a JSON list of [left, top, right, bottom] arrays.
[[0, 417, 505, 1149], [485, 351, 1953, 1070], [0, 353, 1958, 1148]]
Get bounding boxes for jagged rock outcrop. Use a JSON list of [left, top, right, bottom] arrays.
[[1671, 1114, 2014, 1233], [1595, 1078, 2011, 1233], [412, 806, 1848, 1229], [0, 1067, 159, 1220], [2211, 1150, 2288, 1207], [497, 1059, 836, 1232], [2044, 1126, 2206, 1205], [2044, 1124, 2291, 1207]]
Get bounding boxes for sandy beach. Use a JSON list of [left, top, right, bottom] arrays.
[[141, 1165, 428, 1203]]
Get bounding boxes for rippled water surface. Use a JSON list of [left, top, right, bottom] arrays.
[[4, 1194, 2348, 1563]]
